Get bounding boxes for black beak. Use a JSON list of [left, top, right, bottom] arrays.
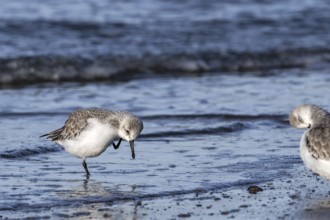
[[129, 140, 135, 159]]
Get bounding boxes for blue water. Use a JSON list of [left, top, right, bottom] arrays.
[[1, 0, 330, 84]]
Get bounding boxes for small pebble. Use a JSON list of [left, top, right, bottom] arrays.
[[178, 213, 191, 218], [247, 185, 263, 194]]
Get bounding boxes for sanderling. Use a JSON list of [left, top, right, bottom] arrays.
[[41, 108, 143, 176], [289, 104, 330, 179]]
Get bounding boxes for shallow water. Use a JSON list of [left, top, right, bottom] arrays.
[[1, 70, 330, 218]]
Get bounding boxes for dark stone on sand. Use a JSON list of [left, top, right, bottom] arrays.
[[178, 213, 191, 218], [103, 213, 111, 218], [289, 194, 300, 200], [247, 185, 263, 194], [98, 208, 110, 212], [222, 194, 230, 198]]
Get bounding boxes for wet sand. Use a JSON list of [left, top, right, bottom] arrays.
[[1, 155, 330, 219]]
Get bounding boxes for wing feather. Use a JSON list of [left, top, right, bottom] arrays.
[[306, 127, 330, 160], [40, 108, 115, 141]]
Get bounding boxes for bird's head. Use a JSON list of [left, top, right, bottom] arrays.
[[118, 113, 144, 159], [289, 104, 313, 129], [289, 104, 330, 129]]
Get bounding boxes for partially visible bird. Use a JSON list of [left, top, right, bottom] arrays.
[[289, 104, 330, 179], [41, 108, 143, 176]]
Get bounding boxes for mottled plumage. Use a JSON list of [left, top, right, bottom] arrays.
[[290, 104, 330, 179], [41, 108, 143, 176], [42, 108, 121, 141], [305, 127, 330, 160]]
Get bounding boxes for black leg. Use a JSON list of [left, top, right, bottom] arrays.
[[113, 138, 122, 149], [82, 159, 90, 176]]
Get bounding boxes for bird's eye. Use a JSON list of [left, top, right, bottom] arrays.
[[126, 130, 130, 135], [298, 116, 304, 123]]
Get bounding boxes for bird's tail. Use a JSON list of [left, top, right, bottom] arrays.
[[39, 127, 64, 141]]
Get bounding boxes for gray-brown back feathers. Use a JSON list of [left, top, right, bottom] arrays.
[[306, 127, 330, 160], [40, 108, 140, 141]]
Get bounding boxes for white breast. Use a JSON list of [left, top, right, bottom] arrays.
[[57, 118, 118, 158], [300, 131, 330, 179]]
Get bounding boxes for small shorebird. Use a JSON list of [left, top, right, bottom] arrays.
[[41, 108, 143, 176], [289, 104, 330, 179]]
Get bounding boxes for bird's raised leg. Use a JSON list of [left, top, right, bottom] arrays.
[[82, 159, 90, 176], [113, 138, 122, 149]]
